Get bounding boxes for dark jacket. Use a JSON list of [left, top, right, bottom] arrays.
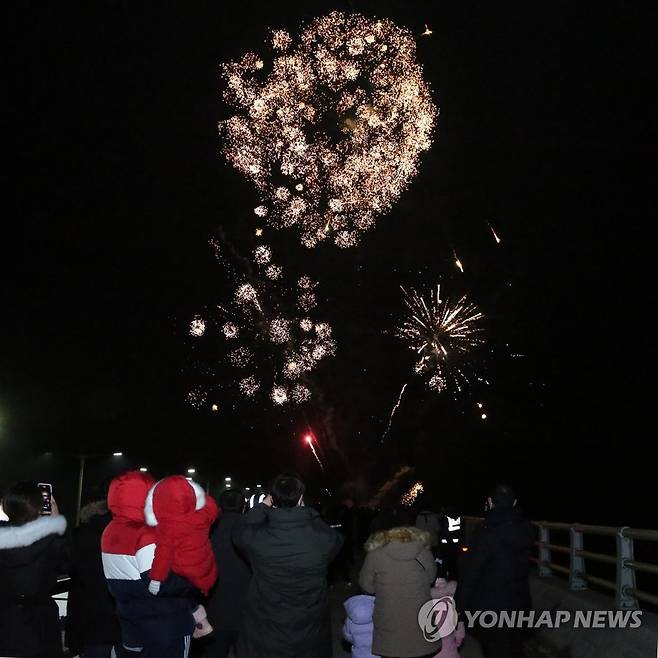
[[66, 501, 121, 652], [101, 471, 194, 648], [0, 515, 68, 658], [233, 503, 343, 658], [455, 506, 532, 614], [207, 510, 251, 632]]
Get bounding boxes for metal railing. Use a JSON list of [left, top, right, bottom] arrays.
[[463, 516, 658, 611]]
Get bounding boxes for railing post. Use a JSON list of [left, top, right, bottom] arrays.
[[569, 526, 587, 590], [616, 527, 639, 610], [537, 524, 552, 577]]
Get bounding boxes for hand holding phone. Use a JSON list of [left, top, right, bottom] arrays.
[[38, 483, 53, 516]]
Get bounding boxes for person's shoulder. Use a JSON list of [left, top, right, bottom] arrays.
[[102, 518, 155, 555]]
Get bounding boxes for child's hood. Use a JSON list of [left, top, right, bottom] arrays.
[[431, 578, 457, 598], [144, 475, 206, 526], [344, 594, 375, 624]]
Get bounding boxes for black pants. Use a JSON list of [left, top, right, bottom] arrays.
[[475, 627, 525, 658], [203, 630, 238, 658]]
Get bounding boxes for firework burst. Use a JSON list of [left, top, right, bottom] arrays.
[[186, 241, 336, 407], [220, 11, 438, 248], [397, 284, 485, 394]]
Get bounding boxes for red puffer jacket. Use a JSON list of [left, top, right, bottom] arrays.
[[145, 476, 218, 594]]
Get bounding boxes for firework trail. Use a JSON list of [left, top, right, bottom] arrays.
[[397, 284, 485, 394], [488, 222, 501, 244], [401, 481, 424, 506], [220, 11, 438, 248], [305, 435, 325, 471], [380, 382, 408, 444], [453, 249, 464, 273]]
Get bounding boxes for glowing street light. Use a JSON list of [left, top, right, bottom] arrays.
[[113, 452, 123, 457], [187, 468, 196, 474], [139, 467, 148, 472]]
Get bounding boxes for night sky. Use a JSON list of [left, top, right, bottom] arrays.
[[3, 1, 656, 523]]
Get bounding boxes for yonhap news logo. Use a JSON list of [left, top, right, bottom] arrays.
[[417, 597, 459, 642], [462, 609, 643, 629]]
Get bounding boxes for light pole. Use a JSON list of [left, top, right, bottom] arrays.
[[75, 455, 86, 526], [75, 452, 123, 526]]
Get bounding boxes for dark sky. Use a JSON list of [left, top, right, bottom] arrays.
[[3, 1, 656, 522]]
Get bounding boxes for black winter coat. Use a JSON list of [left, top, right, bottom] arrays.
[[233, 504, 343, 658], [207, 510, 251, 632], [0, 515, 68, 658], [455, 506, 532, 614], [66, 504, 121, 652]]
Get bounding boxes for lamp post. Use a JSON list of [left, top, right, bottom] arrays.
[[76, 452, 123, 526]]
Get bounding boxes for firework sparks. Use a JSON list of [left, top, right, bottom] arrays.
[[186, 387, 207, 408], [189, 316, 206, 337], [220, 11, 438, 248], [223, 322, 238, 339], [265, 264, 282, 280], [380, 382, 408, 443], [187, 243, 336, 407], [271, 385, 288, 405], [401, 481, 424, 506], [239, 375, 260, 397], [235, 283, 262, 311], [253, 245, 272, 264], [397, 284, 484, 394], [422, 24, 433, 36], [305, 434, 325, 470]]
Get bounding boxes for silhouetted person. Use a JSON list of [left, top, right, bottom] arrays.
[[66, 498, 122, 658], [0, 482, 67, 658], [205, 488, 251, 658], [233, 473, 343, 658], [455, 483, 532, 658]]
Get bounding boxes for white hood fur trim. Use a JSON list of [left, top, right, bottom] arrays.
[[0, 515, 67, 550], [144, 479, 206, 527], [189, 479, 206, 511], [144, 481, 160, 527]]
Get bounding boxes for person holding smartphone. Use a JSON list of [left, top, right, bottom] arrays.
[[232, 473, 343, 658], [0, 481, 68, 658]]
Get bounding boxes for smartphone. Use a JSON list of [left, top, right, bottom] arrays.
[[38, 483, 53, 515]]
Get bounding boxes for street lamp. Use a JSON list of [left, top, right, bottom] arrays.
[[187, 468, 196, 474], [76, 452, 124, 526], [139, 467, 148, 472]]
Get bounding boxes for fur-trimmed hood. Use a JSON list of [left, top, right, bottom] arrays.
[[364, 525, 431, 559], [80, 499, 109, 524], [0, 514, 67, 551], [144, 475, 206, 526]]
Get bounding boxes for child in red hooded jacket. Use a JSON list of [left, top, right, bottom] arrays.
[[144, 475, 219, 638]]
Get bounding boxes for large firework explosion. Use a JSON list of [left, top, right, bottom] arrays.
[[220, 11, 438, 248], [397, 284, 485, 394], [186, 241, 336, 408]]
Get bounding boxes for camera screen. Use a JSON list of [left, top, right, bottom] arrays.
[[38, 483, 52, 515]]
